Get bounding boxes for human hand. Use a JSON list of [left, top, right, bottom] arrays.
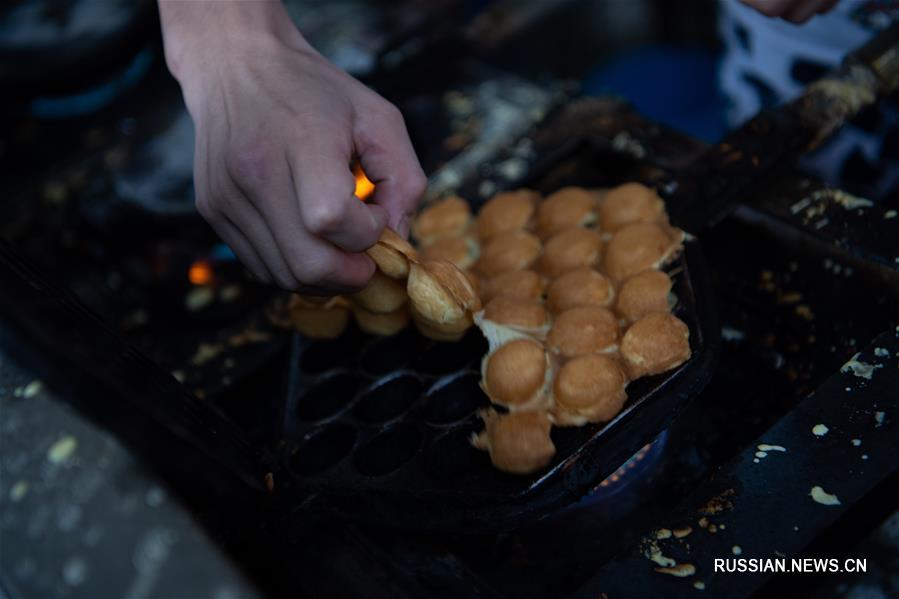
[[739, 0, 839, 24], [158, 1, 426, 293]]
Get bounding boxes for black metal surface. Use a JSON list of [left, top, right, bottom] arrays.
[[0, 239, 266, 497], [573, 327, 899, 599], [754, 175, 899, 273]]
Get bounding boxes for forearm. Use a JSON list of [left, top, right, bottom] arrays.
[[157, 0, 310, 83]]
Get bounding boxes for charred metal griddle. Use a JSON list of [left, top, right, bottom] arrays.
[[277, 23, 899, 533], [0, 240, 266, 503]]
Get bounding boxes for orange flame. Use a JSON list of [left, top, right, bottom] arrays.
[[353, 163, 375, 201], [188, 260, 214, 286]]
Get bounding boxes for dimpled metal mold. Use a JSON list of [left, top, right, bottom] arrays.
[[282, 326, 489, 483], [291, 423, 357, 476], [279, 241, 716, 533], [423, 372, 489, 426], [297, 372, 365, 422], [353, 373, 422, 424]]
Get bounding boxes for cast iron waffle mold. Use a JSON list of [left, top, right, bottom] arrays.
[[277, 138, 721, 532]]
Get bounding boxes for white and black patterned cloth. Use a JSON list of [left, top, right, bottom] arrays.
[[718, 0, 899, 203]]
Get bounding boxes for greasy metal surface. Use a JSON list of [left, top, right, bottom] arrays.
[[0, 240, 265, 493], [573, 328, 899, 599], [753, 175, 899, 272]]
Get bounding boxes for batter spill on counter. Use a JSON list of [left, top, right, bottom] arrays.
[[283, 182, 691, 475]]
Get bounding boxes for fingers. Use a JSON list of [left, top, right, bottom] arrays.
[[740, 0, 795, 18], [207, 216, 274, 284], [210, 134, 379, 291], [784, 0, 828, 23], [815, 0, 839, 15], [195, 149, 279, 285], [290, 235, 376, 293], [354, 102, 427, 238], [740, 0, 836, 22], [201, 185, 301, 289], [289, 145, 388, 252], [235, 151, 378, 291]]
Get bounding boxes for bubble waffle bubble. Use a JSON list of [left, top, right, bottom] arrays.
[[413, 195, 472, 246], [475, 189, 540, 241]]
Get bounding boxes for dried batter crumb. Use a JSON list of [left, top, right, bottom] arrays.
[[874, 347, 889, 358], [643, 540, 676, 567], [841, 353, 882, 379], [673, 527, 693, 538], [22, 380, 43, 398], [699, 489, 735, 515], [794, 305, 814, 320], [778, 292, 803, 304], [185, 286, 215, 311], [812, 424, 829, 437], [654, 563, 696, 578], [874, 411, 885, 427], [755, 444, 786, 461], [9, 481, 28, 501], [813, 188, 873, 210], [47, 435, 78, 464], [192, 342, 224, 366], [693, 581, 706, 590], [757, 444, 786, 452], [851, 439, 862, 446], [810, 485, 841, 506], [732, 545, 742, 556], [721, 327, 745, 342], [655, 528, 673, 540]]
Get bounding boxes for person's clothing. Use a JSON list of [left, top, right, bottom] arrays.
[[718, 0, 899, 202]]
